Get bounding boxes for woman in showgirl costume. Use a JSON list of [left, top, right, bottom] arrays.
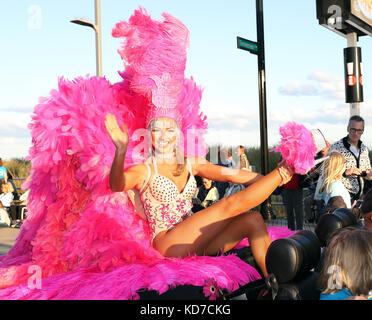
[[0, 8, 317, 300]]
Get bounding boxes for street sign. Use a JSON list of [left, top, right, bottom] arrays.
[[237, 36, 258, 54], [316, 0, 372, 37]]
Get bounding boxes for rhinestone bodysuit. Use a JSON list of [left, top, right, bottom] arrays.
[[140, 157, 197, 245]]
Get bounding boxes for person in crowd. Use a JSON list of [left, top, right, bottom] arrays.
[[281, 172, 304, 231], [0, 181, 14, 223], [318, 227, 372, 300], [301, 141, 331, 222], [326, 196, 347, 213], [315, 151, 351, 209], [235, 145, 251, 171], [192, 177, 219, 213], [7, 172, 19, 201], [215, 148, 234, 198], [329, 115, 372, 203], [0, 158, 8, 184], [0, 201, 11, 227], [223, 181, 247, 198], [359, 188, 372, 230], [218, 147, 234, 168], [106, 113, 293, 277]]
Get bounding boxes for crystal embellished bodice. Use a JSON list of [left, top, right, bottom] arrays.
[[140, 157, 197, 243]]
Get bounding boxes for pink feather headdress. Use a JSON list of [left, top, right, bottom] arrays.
[[113, 8, 192, 129], [111, 8, 208, 159]]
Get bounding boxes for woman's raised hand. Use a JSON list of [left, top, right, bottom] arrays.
[[277, 160, 295, 186], [105, 113, 129, 153]]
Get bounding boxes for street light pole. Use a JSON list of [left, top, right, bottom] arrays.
[[94, 0, 102, 77], [237, 1, 273, 220], [70, 0, 102, 76], [256, 0, 268, 178]]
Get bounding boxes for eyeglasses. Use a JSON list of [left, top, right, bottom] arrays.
[[349, 128, 364, 134]]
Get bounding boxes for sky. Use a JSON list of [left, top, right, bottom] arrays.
[[1, 0, 372, 161]]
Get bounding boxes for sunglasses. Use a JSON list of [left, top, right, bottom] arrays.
[[349, 128, 364, 134]]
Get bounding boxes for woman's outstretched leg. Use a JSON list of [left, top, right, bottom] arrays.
[[204, 211, 271, 276], [154, 167, 287, 273]]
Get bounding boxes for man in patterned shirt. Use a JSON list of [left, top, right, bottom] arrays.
[[329, 115, 372, 203], [235, 145, 251, 171]]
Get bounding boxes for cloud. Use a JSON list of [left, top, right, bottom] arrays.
[[0, 112, 32, 134], [279, 72, 344, 100], [205, 110, 258, 130], [0, 136, 32, 161], [0, 104, 35, 113], [269, 102, 349, 126], [278, 82, 319, 96]]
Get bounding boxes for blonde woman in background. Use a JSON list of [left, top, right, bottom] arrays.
[[318, 227, 372, 300], [315, 151, 351, 208], [0, 181, 14, 224]]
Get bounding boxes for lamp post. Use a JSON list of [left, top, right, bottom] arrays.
[[237, 0, 275, 220], [70, 0, 102, 76]]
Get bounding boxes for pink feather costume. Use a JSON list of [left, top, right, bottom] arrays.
[[0, 8, 294, 300]]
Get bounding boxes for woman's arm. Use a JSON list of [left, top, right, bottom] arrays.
[[105, 113, 146, 192], [109, 158, 147, 192], [190, 157, 263, 186]]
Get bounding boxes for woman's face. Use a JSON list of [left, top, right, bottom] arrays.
[[202, 178, 212, 190], [150, 118, 178, 155]]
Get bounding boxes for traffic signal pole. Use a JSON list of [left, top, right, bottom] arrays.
[[237, 0, 274, 220], [256, 0, 274, 220], [256, 0, 269, 178]]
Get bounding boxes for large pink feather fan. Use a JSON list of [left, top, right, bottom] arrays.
[[0, 55, 243, 299], [271, 122, 317, 174]]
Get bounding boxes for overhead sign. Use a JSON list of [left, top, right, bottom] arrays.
[[349, 0, 372, 33], [316, 0, 372, 37], [237, 37, 258, 55]]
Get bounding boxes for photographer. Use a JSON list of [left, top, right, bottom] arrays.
[[329, 115, 372, 203]]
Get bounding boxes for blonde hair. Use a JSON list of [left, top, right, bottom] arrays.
[[148, 117, 186, 177], [0, 181, 13, 194], [319, 151, 346, 195], [318, 227, 372, 296]]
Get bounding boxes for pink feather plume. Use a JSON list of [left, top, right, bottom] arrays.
[[271, 122, 317, 174]]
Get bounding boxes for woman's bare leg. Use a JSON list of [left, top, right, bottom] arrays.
[[153, 168, 283, 274], [204, 211, 271, 276]]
